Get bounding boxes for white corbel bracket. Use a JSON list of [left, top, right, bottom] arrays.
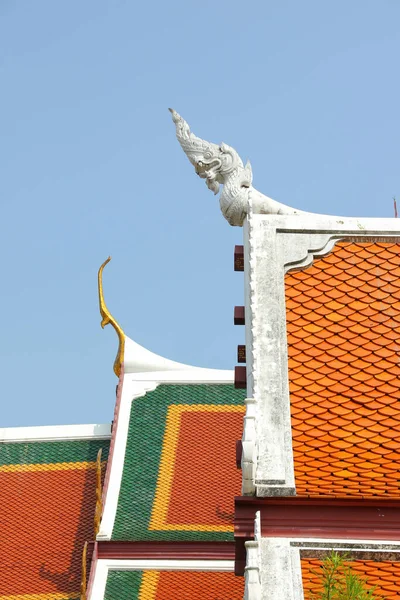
[[244, 511, 262, 600], [241, 398, 258, 495]]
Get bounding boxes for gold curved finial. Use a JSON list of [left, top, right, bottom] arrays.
[[94, 448, 103, 537], [80, 541, 87, 600], [98, 257, 125, 377]]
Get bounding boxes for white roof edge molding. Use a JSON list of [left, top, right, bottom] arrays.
[[0, 423, 111, 443], [88, 559, 235, 600], [98, 378, 158, 541], [125, 366, 234, 384], [243, 212, 400, 498], [170, 108, 308, 227]]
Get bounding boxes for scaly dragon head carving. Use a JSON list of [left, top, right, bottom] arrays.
[[169, 108, 245, 196], [170, 109, 305, 225]]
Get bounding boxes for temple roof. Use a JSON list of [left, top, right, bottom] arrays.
[[88, 379, 245, 599], [0, 425, 110, 600]]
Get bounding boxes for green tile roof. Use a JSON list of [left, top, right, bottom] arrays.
[[0, 438, 109, 466], [105, 570, 142, 600]]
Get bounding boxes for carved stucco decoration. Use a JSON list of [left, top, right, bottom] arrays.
[[244, 511, 262, 600], [170, 109, 305, 226]]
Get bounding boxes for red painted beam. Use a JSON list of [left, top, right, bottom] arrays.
[[235, 496, 400, 540], [235, 496, 400, 575], [96, 541, 236, 561]]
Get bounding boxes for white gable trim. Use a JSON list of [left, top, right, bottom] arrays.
[[89, 559, 234, 600], [97, 377, 158, 541], [128, 369, 234, 384], [0, 423, 111, 443]]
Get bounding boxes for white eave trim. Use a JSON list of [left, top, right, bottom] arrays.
[[0, 423, 111, 443], [89, 559, 234, 600], [127, 368, 234, 384]]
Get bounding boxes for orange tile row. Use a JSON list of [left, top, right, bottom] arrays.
[[285, 243, 400, 497], [302, 558, 400, 599], [148, 571, 244, 599]]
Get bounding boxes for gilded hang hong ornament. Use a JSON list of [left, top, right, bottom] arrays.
[[169, 108, 305, 226], [98, 257, 125, 377]]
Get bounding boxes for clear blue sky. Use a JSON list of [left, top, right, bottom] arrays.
[[1, 1, 399, 426]]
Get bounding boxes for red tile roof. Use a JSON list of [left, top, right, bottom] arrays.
[[0, 439, 108, 599], [165, 408, 243, 528]]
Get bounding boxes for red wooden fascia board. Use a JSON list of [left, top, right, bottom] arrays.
[[234, 496, 400, 576], [235, 496, 400, 541], [96, 540, 236, 560]]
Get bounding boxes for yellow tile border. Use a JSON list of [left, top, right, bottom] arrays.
[[138, 571, 160, 600], [0, 461, 106, 474], [149, 404, 244, 532]]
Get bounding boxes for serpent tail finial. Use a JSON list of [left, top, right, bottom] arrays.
[[80, 541, 87, 600], [98, 257, 125, 377], [94, 448, 103, 536]]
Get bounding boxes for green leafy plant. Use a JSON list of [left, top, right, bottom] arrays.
[[311, 551, 380, 600]]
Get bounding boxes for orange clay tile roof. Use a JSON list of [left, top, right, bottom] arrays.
[[104, 570, 244, 599], [0, 438, 109, 600], [302, 558, 400, 598], [285, 242, 400, 497]]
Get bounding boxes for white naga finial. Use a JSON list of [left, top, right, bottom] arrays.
[[169, 108, 304, 226]]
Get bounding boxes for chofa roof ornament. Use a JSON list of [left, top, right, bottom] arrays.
[[98, 257, 224, 376], [169, 108, 305, 226], [98, 257, 125, 377]]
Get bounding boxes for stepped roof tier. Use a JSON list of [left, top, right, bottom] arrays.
[[88, 376, 247, 598]]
